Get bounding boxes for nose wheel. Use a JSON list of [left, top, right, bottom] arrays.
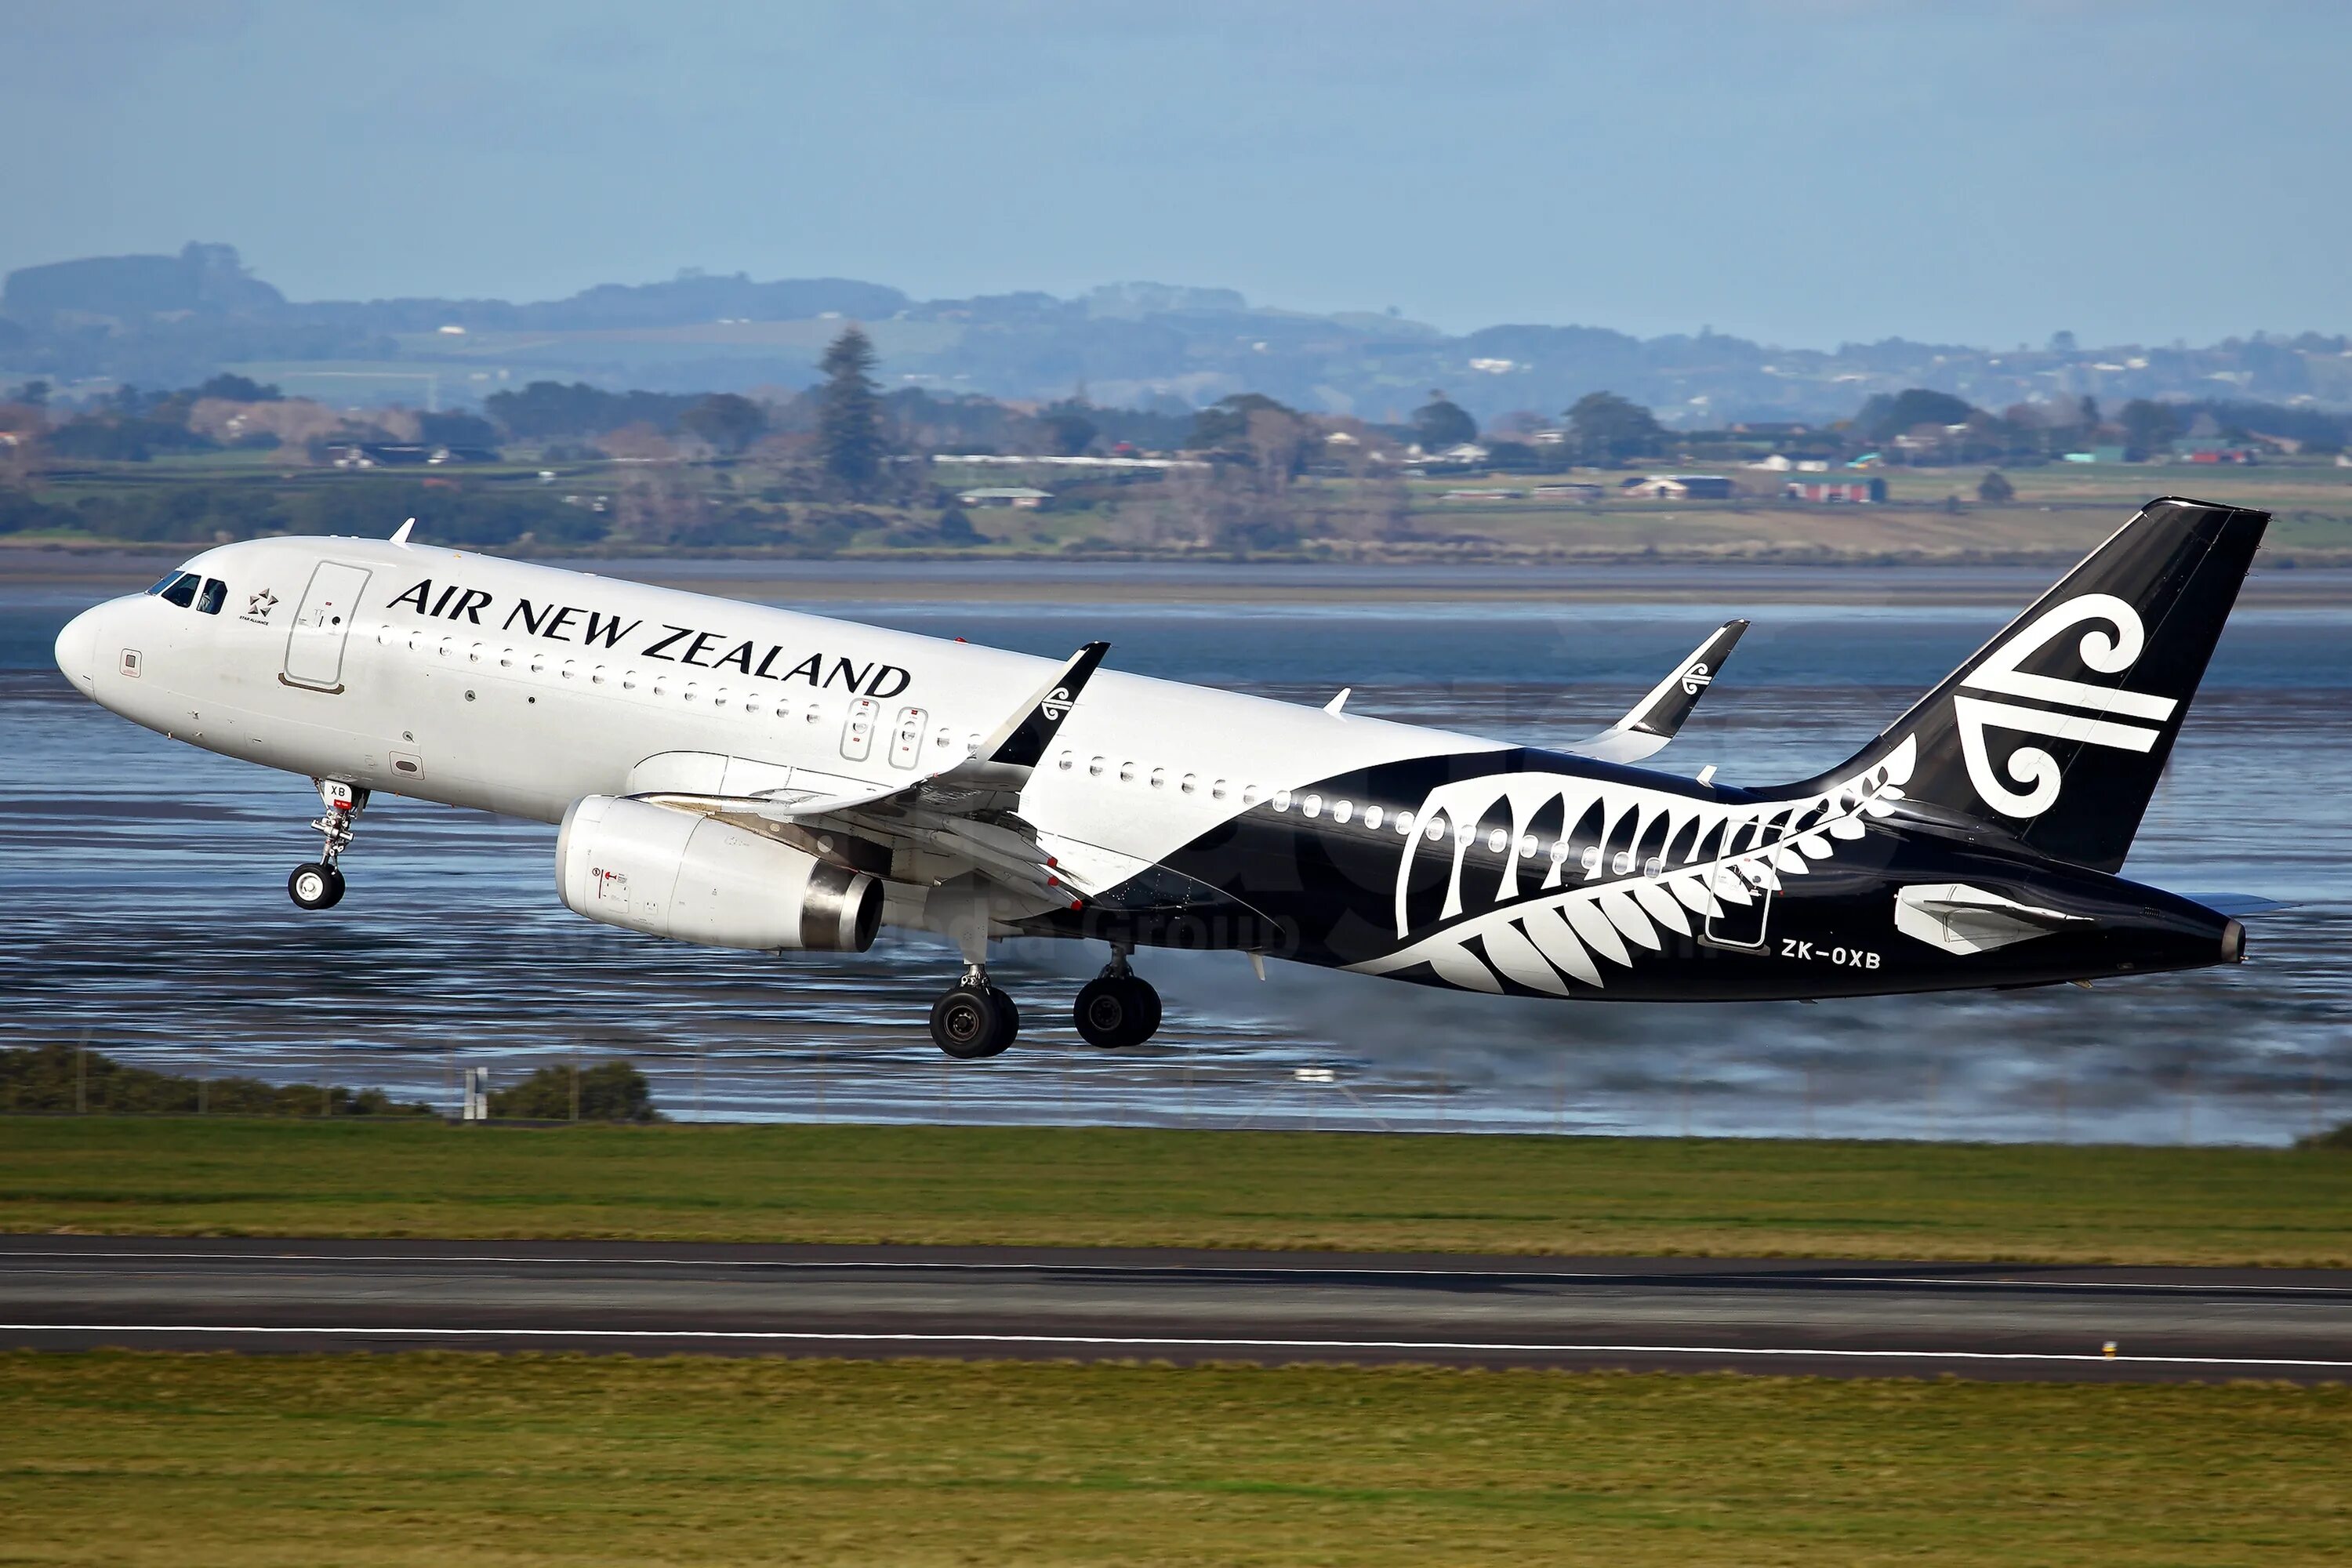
[[931, 963, 1020, 1058], [288, 862, 346, 910], [1074, 949, 1161, 1049], [289, 779, 367, 912]]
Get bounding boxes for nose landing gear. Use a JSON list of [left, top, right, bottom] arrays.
[[930, 962, 1020, 1059], [1074, 947, 1162, 1049], [289, 779, 367, 911]]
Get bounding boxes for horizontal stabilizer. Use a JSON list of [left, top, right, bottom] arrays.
[[1894, 882, 2089, 956]]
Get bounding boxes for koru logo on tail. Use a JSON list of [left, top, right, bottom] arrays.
[[1680, 662, 1714, 696], [1039, 685, 1075, 723], [1953, 593, 2176, 818]]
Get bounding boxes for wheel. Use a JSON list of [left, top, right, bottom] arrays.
[[289, 862, 344, 910], [1075, 975, 1160, 1049], [931, 984, 1017, 1059]]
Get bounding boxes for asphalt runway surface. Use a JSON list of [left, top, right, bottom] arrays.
[[4, 1236, 2350, 1381]]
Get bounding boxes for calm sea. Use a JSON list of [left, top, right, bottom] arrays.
[[4, 564, 2347, 1143]]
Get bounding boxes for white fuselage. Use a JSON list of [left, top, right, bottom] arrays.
[[54, 535, 1506, 944]]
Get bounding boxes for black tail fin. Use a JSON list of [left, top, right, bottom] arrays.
[[1791, 497, 2267, 873]]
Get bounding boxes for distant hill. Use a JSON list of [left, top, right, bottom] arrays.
[[5, 242, 2350, 423]]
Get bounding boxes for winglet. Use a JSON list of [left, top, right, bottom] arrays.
[[1323, 687, 1352, 717], [1620, 619, 1746, 740], [977, 641, 1111, 768], [390, 517, 416, 546], [1560, 619, 1747, 765]]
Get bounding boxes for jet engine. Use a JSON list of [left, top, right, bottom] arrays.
[[556, 794, 882, 952]]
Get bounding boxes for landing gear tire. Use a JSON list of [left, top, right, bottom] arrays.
[[289, 862, 345, 911], [931, 983, 1018, 1059], [1075, 975, 1161, 1049]]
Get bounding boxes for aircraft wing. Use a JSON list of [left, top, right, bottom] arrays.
[[1560, 619, 1747, 765], [636, 641, 1112, 909]]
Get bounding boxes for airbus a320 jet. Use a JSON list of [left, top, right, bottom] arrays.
[[53, 497, 2261, 1058]]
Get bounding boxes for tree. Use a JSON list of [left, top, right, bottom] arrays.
[[1411, 390, 1477, 449], [194, 372, 281, 403], [1563, 390, 1663, 465], [2120, 398, 2179, 456], [680, 392, 766, 456], [1188, 393, 1296, 452], [1856, 388, 1977, 443], [486, 1059, 661, 1122], [816, 326, 886, 495], [1040, 401, 1098, 456], [1977, 470, 2015, 503]]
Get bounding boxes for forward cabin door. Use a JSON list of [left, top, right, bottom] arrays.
[[282, 561, 372, 691]]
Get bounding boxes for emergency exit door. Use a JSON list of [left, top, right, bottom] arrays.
[[282, 561, 372, 691]]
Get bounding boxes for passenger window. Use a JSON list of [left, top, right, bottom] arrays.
[[1333, 800, 1353, 824], [1363, 804, 1383, 829], [195, 578, 227, 615], [161, 573, 199, 608]]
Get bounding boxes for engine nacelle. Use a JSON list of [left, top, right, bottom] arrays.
[[556, 794, 882, 952]]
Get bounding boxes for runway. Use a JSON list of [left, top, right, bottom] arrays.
[[4, 1236, 2349, 1381]]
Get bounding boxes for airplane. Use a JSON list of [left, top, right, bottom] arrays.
[[52, 497, 2262, 1059]]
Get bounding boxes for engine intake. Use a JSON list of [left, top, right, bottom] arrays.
[[557, 794, 882, 952]]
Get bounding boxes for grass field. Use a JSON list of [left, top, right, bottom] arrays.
[[6, 1119, 2350, 1265], [2, 1350, 2345, 1566]]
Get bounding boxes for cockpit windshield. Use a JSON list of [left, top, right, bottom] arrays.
[[147, 571, 228, 613]]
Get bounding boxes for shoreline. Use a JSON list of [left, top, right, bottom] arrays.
[[5, 543, 2348, 607]]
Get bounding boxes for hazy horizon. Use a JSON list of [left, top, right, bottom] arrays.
[[4, 0, 2347, 351]]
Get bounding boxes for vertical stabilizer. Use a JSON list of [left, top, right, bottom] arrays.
[[1786, 498, 2267, 872]]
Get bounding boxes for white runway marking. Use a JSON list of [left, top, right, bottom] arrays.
[[8, 1322, 2352, 1370]]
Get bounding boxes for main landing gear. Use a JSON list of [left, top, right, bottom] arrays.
[[923, 949, 1163, 1058], [1074, 948, 1161, 1051], [289, 779, 367, 912], [930, 963, 1021, 1059]]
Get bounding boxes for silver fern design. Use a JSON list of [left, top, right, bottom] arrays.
[[1348, 738, 1918, 994]]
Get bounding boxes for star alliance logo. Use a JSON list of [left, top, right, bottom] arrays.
[[241, 588, 278, 624]]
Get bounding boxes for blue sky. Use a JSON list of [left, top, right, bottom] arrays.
[[2, 0, 2345, 347]]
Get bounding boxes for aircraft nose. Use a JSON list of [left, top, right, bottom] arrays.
[[54, 604, 103, 694]]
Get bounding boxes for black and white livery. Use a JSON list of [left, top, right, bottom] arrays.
[[53, 498, 2263, 1056]]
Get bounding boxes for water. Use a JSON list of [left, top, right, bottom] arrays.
[[4, 568, 2347, 1144]]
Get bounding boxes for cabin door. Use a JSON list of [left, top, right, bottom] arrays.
[[282, 561, 372, 691]]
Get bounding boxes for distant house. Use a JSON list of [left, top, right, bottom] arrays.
[[1745, 454, 1793, 471], [1532, 482, 1602, 502], [1621, 474, 1734, 499], [1785, 478, 1886, 504], [328, 442, 495, 468], [958, 486, 1051, 509], [2061, 446, 2132, 464], [2172, 443, 2258, 465], [1439, 487, 1523, 500]]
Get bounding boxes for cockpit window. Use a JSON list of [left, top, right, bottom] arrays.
[[195, 578, 227, 615], [145, 572, 186, 597], [159, 573, 200, 608]]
